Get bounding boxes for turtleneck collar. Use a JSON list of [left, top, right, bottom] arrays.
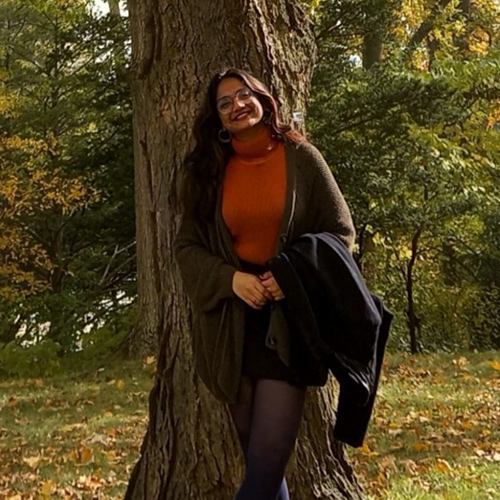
[[231, 125, 279, 160]]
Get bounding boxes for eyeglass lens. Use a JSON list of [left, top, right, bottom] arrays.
[[217, 87, 252, 114]]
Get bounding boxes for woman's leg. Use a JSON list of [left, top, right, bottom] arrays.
[[227, 374, 255, 463], [234, 378, 307, 500]]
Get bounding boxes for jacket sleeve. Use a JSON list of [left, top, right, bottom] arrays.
[[306, 143, 356, 252], [173, 212, 238, 313]]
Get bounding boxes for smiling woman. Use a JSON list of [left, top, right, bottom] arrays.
[[216, 80, 265, 140], [174, 68, 356, 500]]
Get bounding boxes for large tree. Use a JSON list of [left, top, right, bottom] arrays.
[[125, 0, 364, 498], [0, 0, 135, 348]]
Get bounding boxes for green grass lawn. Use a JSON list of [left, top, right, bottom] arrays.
[[0, 352, 498, 499], [351, 351, 500, 500]]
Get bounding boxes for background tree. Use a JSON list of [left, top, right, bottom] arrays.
[[0, 0, 135, 353], [308, 0, 500, 353]]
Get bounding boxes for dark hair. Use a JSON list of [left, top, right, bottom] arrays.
[[180, 68, 305, 221]]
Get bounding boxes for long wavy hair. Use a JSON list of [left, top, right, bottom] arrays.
[[180, 68, 305, 221]]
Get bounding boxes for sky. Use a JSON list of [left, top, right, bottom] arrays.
[[91, 0, 128, 17]]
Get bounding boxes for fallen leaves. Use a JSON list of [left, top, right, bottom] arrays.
[[79, 445, 93, 465], [435, 458, 453, 473], [22, 455, 42, 470], [40, 480, 57, 495], [489, 360, 500, 371], [7, 396, 18, 407], [351, 353, 500, 499], [115, 379, 125, 390], [359, 443, 378, 456], [1, 353, 498, 500]]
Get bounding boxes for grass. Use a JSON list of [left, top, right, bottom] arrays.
[[350, 351, 500, 500], [0, 360, 154, 499], [0, 352, 498, 499]]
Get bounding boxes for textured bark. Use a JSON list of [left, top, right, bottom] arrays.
[[362, 1, 385, 70], [405, 228, 423, 355], [126, 0, 366, 498], [362, 32, 383, 70]]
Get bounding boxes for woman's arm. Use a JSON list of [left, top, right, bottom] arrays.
[[304, 143, 356, 251], [173, 213, 238, 313]]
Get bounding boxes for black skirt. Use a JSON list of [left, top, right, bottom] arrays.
[[240, 259, 328, 387]]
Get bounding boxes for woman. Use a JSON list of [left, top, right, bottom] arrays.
[[174, 68, 355, 500]]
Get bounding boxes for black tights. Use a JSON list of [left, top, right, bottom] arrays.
[[227, 375, 307, 500]]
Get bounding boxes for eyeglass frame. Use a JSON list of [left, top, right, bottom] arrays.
[[216, 86, 255, 115]]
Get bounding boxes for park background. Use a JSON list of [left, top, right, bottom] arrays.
[[0, 0, 499, 499]]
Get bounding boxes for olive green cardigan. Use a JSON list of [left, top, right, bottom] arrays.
[[173, 139, 355, 404]]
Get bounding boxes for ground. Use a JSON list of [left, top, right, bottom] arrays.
[[0, 351, 498, 500]]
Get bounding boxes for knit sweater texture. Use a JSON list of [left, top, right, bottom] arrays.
[[174, 134, 356, 403], [222, 127, 286, 265]]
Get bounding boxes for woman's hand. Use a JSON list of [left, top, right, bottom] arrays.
[[258, 271, 285, 301], [232, 271, 274, 309]]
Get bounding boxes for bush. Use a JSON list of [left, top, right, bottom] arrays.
[[0, 340, 62, 378]]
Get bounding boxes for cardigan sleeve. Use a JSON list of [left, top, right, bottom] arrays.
[[304, 142, 356, 252], [173, 212, 238, 313]]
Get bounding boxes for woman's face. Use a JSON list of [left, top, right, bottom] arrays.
[[216, 77, 265, 136]]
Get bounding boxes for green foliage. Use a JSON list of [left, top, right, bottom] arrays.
[[0, 340, 62, 377], [0, 0, 136, 351], [309, 0, 500, 352], [76, 301, 136, 362]]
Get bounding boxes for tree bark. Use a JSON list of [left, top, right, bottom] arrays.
[[362, 32, 383, 70], [361, 0, 385, 69], [405, 228, 422, 355], [126, 0, 365, 498]]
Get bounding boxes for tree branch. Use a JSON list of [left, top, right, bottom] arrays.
[[406, 0, 454, 51]]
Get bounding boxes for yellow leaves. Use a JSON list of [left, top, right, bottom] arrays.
[[115, 379, 125, 390], [459, 420, 476, 430], [401, 458, 420, 476], [104, 449, 117, 463], [469, 27, 492, 55], [40, 479, 57, 496], [489, 359, 500, 371], [79, 446, 93, 465], [7, 396, 19, 407], [359, 443, 378, 456], [23, 455, 42, 469], [486, 104, 500, 130], [452, 356, 469, 368], [68, 445, 93, 465], [143, 355, 157, 373], [412, 442, 430, 452], [60, 422, 85, 433], [435, 458, 453, 473], [144, 355, 156, 366], [106, 427, 117, 438], [0, 134, 45, 154], [0, 132, 100, 302]]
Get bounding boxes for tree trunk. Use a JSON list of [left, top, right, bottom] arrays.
[[126, 0, 365, 498], [453, 0, 471, 54], [362, 0, 385, 69], [405, 228, 422, 354], [362, 32, 383, 69]]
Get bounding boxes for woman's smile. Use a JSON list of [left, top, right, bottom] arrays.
[[232, 109, 251, 121]]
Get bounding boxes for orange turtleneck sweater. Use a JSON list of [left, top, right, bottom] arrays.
[[222, 126, 286, 265]]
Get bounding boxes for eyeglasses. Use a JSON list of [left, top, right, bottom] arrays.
[[216, 87, 253, 115]]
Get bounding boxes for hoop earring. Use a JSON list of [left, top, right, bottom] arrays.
[[218, 128, 232, 143], [263, 109, 272, 125]]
